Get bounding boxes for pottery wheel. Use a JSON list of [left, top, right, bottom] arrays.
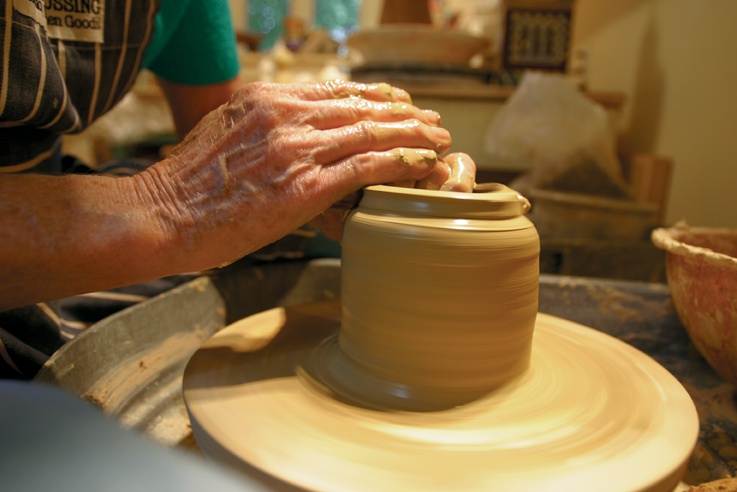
[[183, 300, 698, 492]]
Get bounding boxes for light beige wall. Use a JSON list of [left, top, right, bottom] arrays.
[[570, 0, 737, 227], [228, 0, 247, 32]]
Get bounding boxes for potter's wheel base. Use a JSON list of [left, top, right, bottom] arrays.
[[183, 300, 699, 492]]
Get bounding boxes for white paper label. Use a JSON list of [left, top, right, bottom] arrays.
[[44, 0, 105, 44]]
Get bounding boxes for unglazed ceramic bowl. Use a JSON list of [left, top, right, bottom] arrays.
[[652, 224, 737, 386], [347, 25, 489, 66], [529, 188, 658, 240]]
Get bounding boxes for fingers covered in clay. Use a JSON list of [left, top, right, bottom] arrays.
[[145, 80, 463, 270], [439, 153, 477, 192], [314, 121, 451, 164], [307, 190, 363, 241], [413, 152, 477, 192], [381, 148, 440, 188], [297, 80, 413, 104], [312, 151, 478, 241], [415, 159, 452, 190], [314, 151, 477, 241], [310, 148, 443, 239], [232, 80, 412, 104], [306, 99, 442, 131]]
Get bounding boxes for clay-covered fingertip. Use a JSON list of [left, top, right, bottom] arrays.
[[422, 110, 442, 127], [394, 87, 412, 104]]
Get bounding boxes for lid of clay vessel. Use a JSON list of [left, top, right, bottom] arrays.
[[360, 184, 531, 219]]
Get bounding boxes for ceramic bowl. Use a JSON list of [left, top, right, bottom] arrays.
[[652, 224, 737, 385], [347, 25, 489, 66]]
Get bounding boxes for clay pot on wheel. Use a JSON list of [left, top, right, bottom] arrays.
[[332, 184, 540, 410], [184, 185, 699, 492]]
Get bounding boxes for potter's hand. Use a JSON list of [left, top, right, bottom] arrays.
[[135, 81, 450, 269], [416, 152, 477, 192], [311, 152, 478, 241]]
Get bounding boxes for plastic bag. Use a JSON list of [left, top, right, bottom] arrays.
[[484, 72, 631, 198]]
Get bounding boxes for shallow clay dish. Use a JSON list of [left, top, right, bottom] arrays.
[[183, 300, 698, 492], [347, 25, 489, 66], [652, 224, 737, 386]]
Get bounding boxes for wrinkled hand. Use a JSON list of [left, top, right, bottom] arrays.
[[435, 153, 477, 192], [133, 81, 454, 270], [310, 152, 478, 240]]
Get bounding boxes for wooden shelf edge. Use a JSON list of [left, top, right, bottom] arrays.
[[387, 81, 625, 109]]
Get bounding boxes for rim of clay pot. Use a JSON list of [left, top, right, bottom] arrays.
[[528, 188, 659, 214], [361, 184, 530, 219], [651, 224, 737, 271]]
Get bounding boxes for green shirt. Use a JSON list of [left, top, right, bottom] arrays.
[[143, 0, 240, 86]]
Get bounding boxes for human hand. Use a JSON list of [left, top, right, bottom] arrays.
[[133, 81, 453, 270], [416, 152, 477, 192], [310, 151, 478, 240]]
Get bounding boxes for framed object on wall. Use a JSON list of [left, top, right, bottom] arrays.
[[502, 0, 575, 72]]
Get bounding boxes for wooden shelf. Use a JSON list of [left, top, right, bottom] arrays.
[[386, 81, 626, 109]]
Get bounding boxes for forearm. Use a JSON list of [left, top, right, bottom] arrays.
[[0, 173, 185, 311], [157, 76, 243, 141], [0, 81, 454, 310]]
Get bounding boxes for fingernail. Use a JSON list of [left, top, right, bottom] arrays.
[[431, 126, 451, 144]]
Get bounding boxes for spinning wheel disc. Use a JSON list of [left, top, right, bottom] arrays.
[[183, 300, 698, 492]]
